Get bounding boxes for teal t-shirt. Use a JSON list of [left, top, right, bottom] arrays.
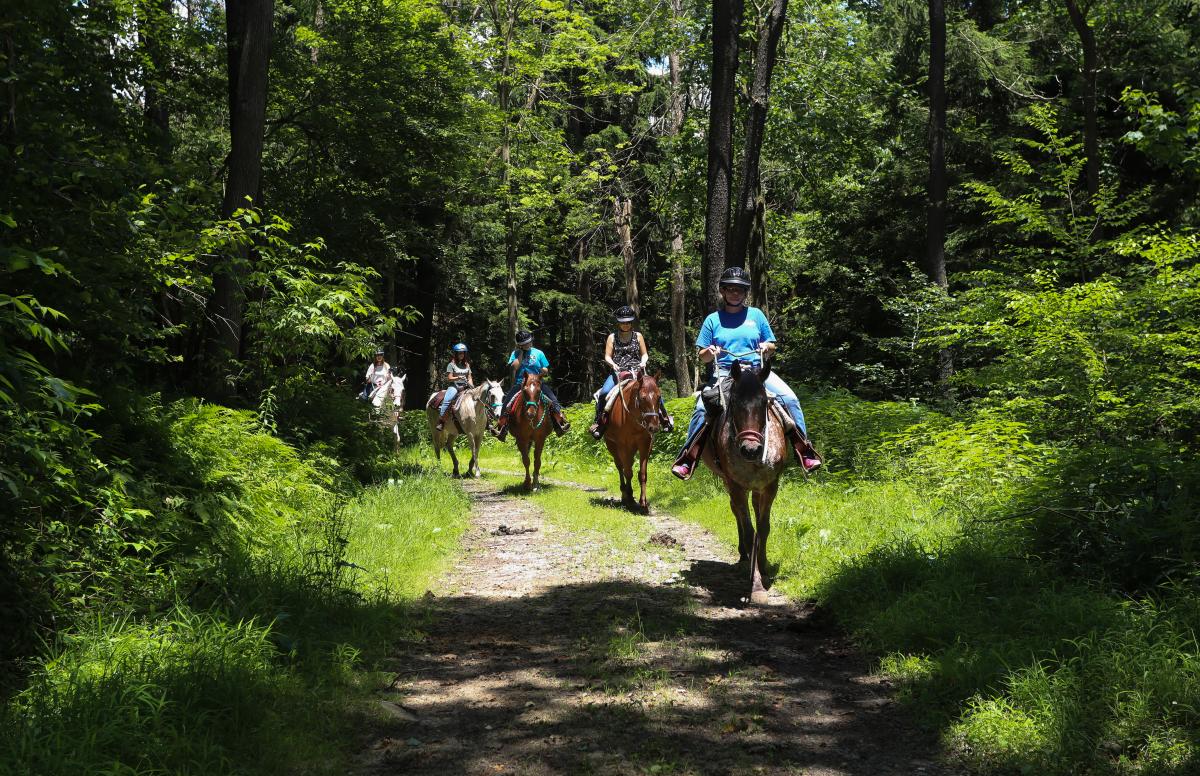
[[508, 347, 550, 384], [696, 306, 775, 370]]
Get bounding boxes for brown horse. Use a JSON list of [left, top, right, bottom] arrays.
[[602, 369, 662, 511], [701, 359, 789, 605], [510, 373, 553, 491]]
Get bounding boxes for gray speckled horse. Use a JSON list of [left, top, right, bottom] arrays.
[[426, 380, 503, 478]]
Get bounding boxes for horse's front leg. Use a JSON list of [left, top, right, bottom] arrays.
[[532, 434, 545, 491], [749, 480, 779, 605], [729, 484, 753, 564], [519, 438, 532, 490], [470, 432, 481, 478], [637, 440, 650, 512]]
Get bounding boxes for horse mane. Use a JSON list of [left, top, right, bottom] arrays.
[[731, 365, 766, 406]]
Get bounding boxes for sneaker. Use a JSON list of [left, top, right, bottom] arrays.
[[662, 415, 675, 433], [589, 422, 603, 440], [671, 462, 693, 481], [558, 418, 571, 433], [801, 455, 822, 473]]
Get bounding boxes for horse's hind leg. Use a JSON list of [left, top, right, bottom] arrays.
[[729, 484, 753, 564], [749, 480, 779, 605], [447, 441, 460, 478], [637, 442, 650, 512]]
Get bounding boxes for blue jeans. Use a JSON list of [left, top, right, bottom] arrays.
[[678, 370, 807, 453], [502, 380, 562, 417], [438, 385, 459, 415], [594, 374, 617, 415]]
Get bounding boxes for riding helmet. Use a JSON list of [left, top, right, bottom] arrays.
[[373, 347, 386, 356], [515, 329, 534, 346], [719, 266, 751, 288], [451, 342, 469, 353], [614, 305, 637, 323]]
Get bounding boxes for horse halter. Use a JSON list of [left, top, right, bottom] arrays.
[[619, 368, 660, 433]]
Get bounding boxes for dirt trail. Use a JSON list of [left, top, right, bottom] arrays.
[[360, 477, 955, 776]]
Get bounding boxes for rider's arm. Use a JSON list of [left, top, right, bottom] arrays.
[[638, 333, 649, 368], [603, 334, 617, 372], [696, 315, 718, 363]]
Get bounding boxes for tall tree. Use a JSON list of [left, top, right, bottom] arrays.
[[203, 0, 273, 384], [1063, 0, 1100, 212], [666, 0, 693, 396], [728, 0, 787, 273], [615, 194, 639, 315], [701, 0, 743, 309], [925, 0, 948, 290]]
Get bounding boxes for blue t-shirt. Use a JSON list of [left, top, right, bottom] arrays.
[[696, 306, 775, 370], [508, 347, 550, 384]]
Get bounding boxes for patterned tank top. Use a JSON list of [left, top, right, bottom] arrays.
[[612, 331, 641, 371]]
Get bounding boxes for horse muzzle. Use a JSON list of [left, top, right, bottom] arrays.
[[736, 429, 764, 460]]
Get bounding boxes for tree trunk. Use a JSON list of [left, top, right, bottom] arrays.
[[408, 251, 438, 409], [747, 179, 769, 314], [665, 0, 693, 397], [1064, 0, 1100, 214], [310, 1, 323, 64], [139, 0, 172, 157], [203, 0, 272, 386], [925, 0, 948, 291], [729, 0, 786, 271], [615, 195, 639, 316], [499, 50, 519, 344], [702, 0, 743, 311], [577, 244, 596, 393]]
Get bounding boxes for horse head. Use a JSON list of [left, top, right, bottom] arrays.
[[521, 373, 544, 423], [481, 379, 504, 420], [728, 359, 770, 461], [635, 368, 662, 435], [391, 371, 407, 408]]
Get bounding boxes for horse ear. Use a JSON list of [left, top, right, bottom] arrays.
[[759, 357, 771, 383], [730, 360, 742, 381]]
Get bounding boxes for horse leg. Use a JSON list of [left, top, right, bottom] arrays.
[[447, 437, 460, 478], [532, 434, 545, 491], [519, 438, 532, 490], [617, 447, 635, 506], [470, 432, 481, 478], [749, 480, 779, 605], [637, 438, 650, 512], [729, 484, 753, 564]]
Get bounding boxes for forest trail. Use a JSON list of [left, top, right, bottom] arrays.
[[359, 476, 956, 776]]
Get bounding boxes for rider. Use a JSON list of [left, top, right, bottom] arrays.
[[589, 305, 674, 439], [435, 343, 474, 432], [491, 329, 571, 440], [670, 267, 822, 480], [364, 348, 391, 404]]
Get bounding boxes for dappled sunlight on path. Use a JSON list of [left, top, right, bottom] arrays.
[[358, 478, 956, 776]]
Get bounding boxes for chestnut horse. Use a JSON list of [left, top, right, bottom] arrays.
[[602, 369, 662, 511], [510, 373, 552, 491], [701, 359, 789, 604]]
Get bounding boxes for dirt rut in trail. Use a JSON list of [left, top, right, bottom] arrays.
[[360, 478, 955, 776]]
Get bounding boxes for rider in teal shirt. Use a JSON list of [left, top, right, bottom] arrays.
[[492, 330, 570, 439]]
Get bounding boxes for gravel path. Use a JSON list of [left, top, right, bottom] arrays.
[[359, 476, 955, 776]]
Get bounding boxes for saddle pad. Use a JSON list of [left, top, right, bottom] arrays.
[[603, 378, 634, 413]]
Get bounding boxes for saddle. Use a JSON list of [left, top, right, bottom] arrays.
[[429, 387, 468, 414], [702, 374, 796, 435], [601, 375, 637, 413]]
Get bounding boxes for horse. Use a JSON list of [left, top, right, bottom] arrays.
[[369, 371, 406, 446], [509, 373, 553, 491], [425, 380, 503, 478], [700, 359, 789, 605], [601, 368, 663, 512]]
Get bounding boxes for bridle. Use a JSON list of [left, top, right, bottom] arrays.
[[721, 355, 772, 464], [617, 367, 660, 433], [523, 379, 547, 430]]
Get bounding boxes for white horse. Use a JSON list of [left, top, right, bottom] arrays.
[[369, 371, 407, 445], [425, 380, 503, 478]]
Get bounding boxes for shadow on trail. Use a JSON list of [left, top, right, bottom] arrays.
[[367, 569, 946, 776]]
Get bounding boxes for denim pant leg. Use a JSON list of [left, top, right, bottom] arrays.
[[677, 395, 708, 456], [501, 383, 521, 418], [439, 385, 458, 415], [541, 384, 562, 413], [763, 372, 807, 436], [596, 374, 616, 414]]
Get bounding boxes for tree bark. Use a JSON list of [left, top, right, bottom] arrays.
[[701, 0, 743, 311], [139, 0, 173, 158], [1064, 0, 1100, 211], [203, 0, 272, 385], [729, 0, 786, 272], [497, 20, 519, 344], [577, 244, 596, 393], [925, 0, 948, 291], [747, 179, 769, 314], [310, 1, 323, 64], [615, 195, 639, 316], [666, 0, 693, 397]]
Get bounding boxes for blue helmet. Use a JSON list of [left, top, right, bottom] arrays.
[[451, 343, 468, 353]]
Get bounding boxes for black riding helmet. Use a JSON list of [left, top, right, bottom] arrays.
[[719, 266, 751, 289], [373, 347, 386, 357], [515, 329, 534, 346], [614, 305, 637, 323]]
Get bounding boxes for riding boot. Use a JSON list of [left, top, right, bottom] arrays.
[[789, 430, 823, 473], [491, 416, 509, 441], [435, 407, 452, 432], [589, 407, 607, 440], [671, 422, 710, 481], [551, 409, 571, 436]]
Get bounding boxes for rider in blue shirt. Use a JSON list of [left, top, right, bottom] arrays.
[[671, 266, 822, 479], [492, 329, 570, 440]]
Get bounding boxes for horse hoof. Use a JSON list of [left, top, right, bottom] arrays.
[[749, 589, 770, 606]]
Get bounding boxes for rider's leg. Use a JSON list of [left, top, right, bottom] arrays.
[[590, 374, 616, 439], [671, 397, 708, 480], [436, 386, 458, 431], [762, 373, 821, 471], [541, 384, 570, 434], [658, 396, 674, 432], [492, 383, 521, 440]]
